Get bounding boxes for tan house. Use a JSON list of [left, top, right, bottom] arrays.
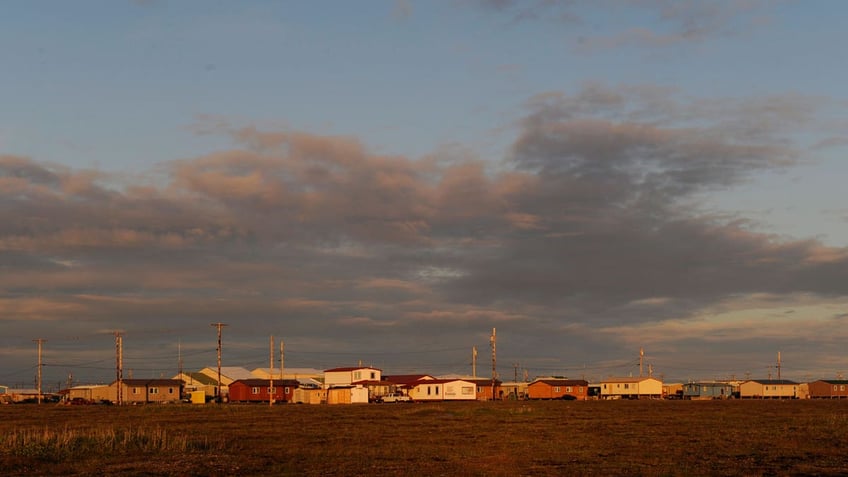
[[173, 372, 218, 400], [407, 379, 478, 401], [66, 385, 113, 403], [739, 379, 799, 399], [197, 366, 255, 399], [114, 379, 182, 404], [601, 377, 663, 399]]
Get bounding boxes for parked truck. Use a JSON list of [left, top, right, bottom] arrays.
[[377, 392, 412, 403]]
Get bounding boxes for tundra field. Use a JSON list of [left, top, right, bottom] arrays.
[[2, 400, 848, 476]]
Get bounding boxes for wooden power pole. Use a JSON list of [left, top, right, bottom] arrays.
[[115, 332, 123, 405], [269, 335, 275, 406], [211, 323, 228, 403], [33, 339, 46, 404], [490, 328, 497, 400]]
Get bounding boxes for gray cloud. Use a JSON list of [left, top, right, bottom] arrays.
[[471, 0, 779, 49], [2, 85, 847, 384]]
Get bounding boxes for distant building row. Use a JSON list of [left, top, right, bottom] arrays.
[[6, 367, 848, 404]]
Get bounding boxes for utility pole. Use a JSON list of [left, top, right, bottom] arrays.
[[490, 328, 497, 401], [280, 340, 290, 383], [33, 339, 46, 404], [211, 323, 228, 403], [115, 332, 123, 405], [472, 346, 477, 378], [777, 351, 782, 381], [513, 362, 519, 383], [269, 335, 275, 406], [639, 347, 644, 377]]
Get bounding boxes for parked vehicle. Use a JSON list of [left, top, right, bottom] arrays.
[[377, 392, 412, 403]]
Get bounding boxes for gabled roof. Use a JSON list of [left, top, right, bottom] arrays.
[[114, 379, 182, 387], [383, 375, 434, 385], [252, 367, 323, 378], [746, 379, 798, 385], [177, 372, 218, 386], [601, 376, 662, 384], [324, 366, 382, 373], [813, 379, 848, 385], [230, 379, 300, 387], [531, 379, 589, 387]]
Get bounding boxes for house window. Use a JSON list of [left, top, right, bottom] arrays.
[[427, 386, 431, 396], [370, 372, 376, 380], [284, 387, 290, 394], [268, 387, 275, 394], [252, 387, 260, 394], [149, 388, 158, 395], [168, 388, 174, 394], [132, 387, 140, 395], [624, 384, 629, 390], [603, 384, 607, 390], [554, 387, 560, 393], [566, 386, 572, 393], [841, 385, 846, 391], [353, 371, 362, 381], [435, 386, 440, 395], [477, 386, 482, 393]]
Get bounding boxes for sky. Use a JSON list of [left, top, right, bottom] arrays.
[[2, 0, 848, 388]]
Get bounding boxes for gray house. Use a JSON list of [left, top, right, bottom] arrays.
[[683, 382, 735, 400]]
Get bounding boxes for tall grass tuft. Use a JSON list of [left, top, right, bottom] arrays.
[[1, 425, 225, 461]]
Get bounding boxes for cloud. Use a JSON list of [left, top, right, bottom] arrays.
[[470, 0, 779, 50], [3, 84, 848, 382]]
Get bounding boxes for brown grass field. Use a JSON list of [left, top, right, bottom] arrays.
[[2, 399, 848, 476]]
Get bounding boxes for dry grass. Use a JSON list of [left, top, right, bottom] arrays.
[[2, 400, 848, 475]]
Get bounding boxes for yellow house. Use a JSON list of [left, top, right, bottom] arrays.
[[600, 377, 663, 399], [739, 380, 799, 399]]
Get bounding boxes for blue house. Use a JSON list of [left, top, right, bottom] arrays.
[[683, 382, 735, 400]]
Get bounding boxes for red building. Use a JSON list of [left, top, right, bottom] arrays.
[[808, 380, 848, 399], [228, 379, 298, 403], [527, 379, 589, 400]]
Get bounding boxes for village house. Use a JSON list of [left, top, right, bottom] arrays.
[[527, 379, 589, 400], [600, 377, 663, 399], [406, 378, 478, 401], [682, 382, 735, 400], [66, 384, 113, 403], [739, 379, 799, 399], [113, 379, 182, 404], [227, 379, 299, 403], [323, 366, 382, 388], [251, 367, 324, 382], [499, 381, 530, 400], [173, 371, 218, 400], [326, 385, 369, 404], [805, 380, 848, 399], [197, 366, 255, 400]]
